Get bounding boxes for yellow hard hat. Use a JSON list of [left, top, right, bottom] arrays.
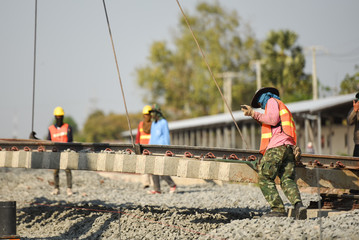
[[142, 105, 152, 114], [53, 106, 65, 116]]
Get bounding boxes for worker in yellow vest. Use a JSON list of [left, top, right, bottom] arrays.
[[135, 105, 152, 188], [47, 106, 73, 196], [241, 87, 306, 220]]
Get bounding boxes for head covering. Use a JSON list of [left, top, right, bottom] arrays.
[[142, 105, 152, 114], [151, 104, 162, 114], [258, 92, 280, 109], [53, 106, 65, 116], [250, 87, 280, 108], [151, 104, 164, 120]]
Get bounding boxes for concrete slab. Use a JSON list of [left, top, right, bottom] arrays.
[[307, 209, 350, 218], [1, 150, 358, 190]]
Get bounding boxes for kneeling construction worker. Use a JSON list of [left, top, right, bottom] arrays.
[[241, 87, 307, 220], [48, 106, 73, 196]]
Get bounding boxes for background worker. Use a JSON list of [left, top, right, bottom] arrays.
[[47, 106, 73, 196], [305, 142, 315, 154], [148, 104, 177, 194], [347, 92, 359, 194], [241, 87, 307, 220], [135, 105, 153, 189]]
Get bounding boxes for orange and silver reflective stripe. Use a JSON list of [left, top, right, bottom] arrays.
[[279, 109, 289, 116], [262, 132, 272, 139], [282, 121, 294, 127], [53, 132, 67, 138]]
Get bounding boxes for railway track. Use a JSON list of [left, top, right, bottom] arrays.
[[1, 138, 359, 170], [1, 139, 359, 191]]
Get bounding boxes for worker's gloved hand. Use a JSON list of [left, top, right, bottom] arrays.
[[241, 105, 254, 117], [293, 145, 302, 162], [29, 131, 39, 140]]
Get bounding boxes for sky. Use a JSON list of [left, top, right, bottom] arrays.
[[1, 0, 359, 140]]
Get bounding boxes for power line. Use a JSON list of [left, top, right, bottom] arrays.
[[314, 45, 359, 60], [328, 45, 359, 58], [326, 56, 359, 63]]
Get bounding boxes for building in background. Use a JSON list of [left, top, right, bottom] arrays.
[[123, 93, 355, 156]]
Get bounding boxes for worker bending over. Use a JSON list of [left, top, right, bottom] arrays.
[[241, 87, 307, 220]]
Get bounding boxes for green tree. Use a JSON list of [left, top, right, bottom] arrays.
[[340, 65, 359, 94], [80, 110, 142, 143], [260, 30, 312, 102], [136, 1, 259, 119]]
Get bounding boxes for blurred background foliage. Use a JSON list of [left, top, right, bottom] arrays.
[[60, 1, 358, 143]]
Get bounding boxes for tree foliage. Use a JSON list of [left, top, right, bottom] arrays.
[[340, 65, 359, 94], [260, 30, 312, 102], [136, 1, 259, 119], [78, 3, 321, 142], [79, 110, 142, 143]]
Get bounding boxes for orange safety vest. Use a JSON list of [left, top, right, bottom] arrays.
[[138, 121, 151, 144], [49, 123, 69, 142], [259, 98, 296, 155]]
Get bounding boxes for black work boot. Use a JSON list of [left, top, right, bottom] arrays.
[[261, 211, 287, 218], [294, 202, 307, 220]]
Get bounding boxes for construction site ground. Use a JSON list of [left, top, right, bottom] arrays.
[[1, 168, 358, 239]]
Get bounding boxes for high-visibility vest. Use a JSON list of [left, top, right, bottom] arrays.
[[49, 123, 69, 142], [259, 98, 296, 155], [138, 121, 151, 144]]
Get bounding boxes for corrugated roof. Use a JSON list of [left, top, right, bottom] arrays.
[[285, 93, 355, 113], [123, 93, 355, 136]]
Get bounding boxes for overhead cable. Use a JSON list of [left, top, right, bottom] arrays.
[[31, 0, 38, 134], [102, 0, 135, 148], [175, 0, 249, 149]]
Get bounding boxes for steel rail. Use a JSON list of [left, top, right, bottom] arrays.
[[0, 139, 259, 158], [300, 154, 359, 170], [1, 139, 359, 170]]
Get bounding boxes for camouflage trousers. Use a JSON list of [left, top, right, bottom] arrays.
[[258, 145, 302, 212]]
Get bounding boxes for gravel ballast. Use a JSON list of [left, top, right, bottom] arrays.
[[1, 168, 358, 239]]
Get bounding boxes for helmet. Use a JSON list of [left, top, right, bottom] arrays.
[[142, 105, 152, 114], [53, 106, 65, 116]]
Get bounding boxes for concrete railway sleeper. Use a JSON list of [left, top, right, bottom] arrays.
[[0, 139, 359, 191], [1, 139, 359, 169]]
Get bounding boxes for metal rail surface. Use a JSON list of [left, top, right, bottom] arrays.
[[0, 139, 358, 170]]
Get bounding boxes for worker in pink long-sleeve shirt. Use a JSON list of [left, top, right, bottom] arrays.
[[241, 87, 307, 220], [252, 98, 296, 150]]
